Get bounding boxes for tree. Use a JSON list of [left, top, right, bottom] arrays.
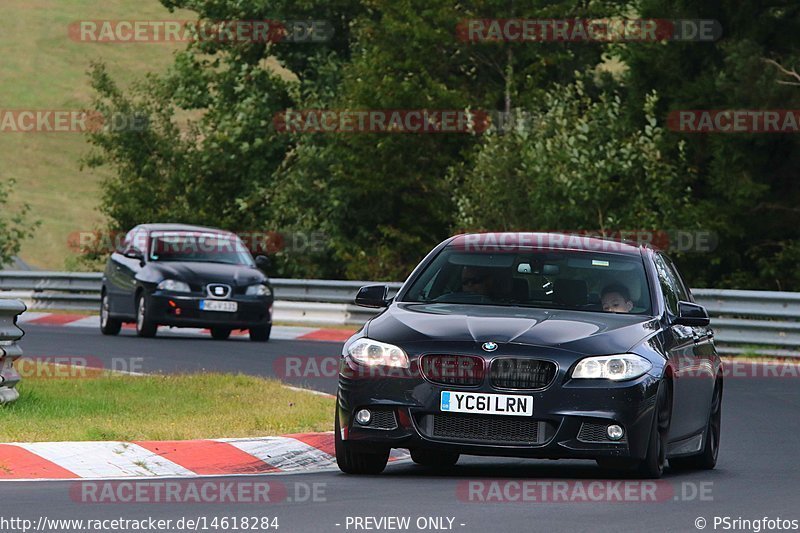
[[84, 0, 369, 277], [266, 0, 628, 279], [453, 78, 698, 240], [0, 179, 39, 267], [619, 0, 800, 290]]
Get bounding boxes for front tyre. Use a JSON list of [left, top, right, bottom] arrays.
[[249, 324, 271, 342], [100, 292, 122, 336], [670, 379, 722, 471], [135, 294, 158, 338], [633, 381, 671, 479], [335, 409, 389, 475]]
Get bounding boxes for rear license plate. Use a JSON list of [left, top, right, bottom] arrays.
[[199, 300, 238, 313], [440, 391, 533, 417]]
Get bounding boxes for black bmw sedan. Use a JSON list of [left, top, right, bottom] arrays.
[[100, 223, 273, 341], [336, 233, 722, 478]]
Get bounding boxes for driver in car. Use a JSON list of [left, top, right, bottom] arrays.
[[601, 283, 634, 313], [461, 266, 493, 297]]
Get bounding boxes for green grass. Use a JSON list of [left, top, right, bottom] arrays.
[[0, 367, 334, 441], [0, 0, 189, 269]]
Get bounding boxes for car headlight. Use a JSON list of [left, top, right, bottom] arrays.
[[571, 354, 652, 381], [157, 279, 190, 293], [347, 338, 409, 368], [246, 284, 272, 296]]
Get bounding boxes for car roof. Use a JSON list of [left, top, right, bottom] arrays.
[[447, 232, 651, 256], [136, 223, 233, 235]]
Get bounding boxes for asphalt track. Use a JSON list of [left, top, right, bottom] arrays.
[[2, 324, 799, 533], [19, 324, 344, 394]]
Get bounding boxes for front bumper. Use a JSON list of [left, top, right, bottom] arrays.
[[147, 292, 272, 329], [337, 354, 661, 461]]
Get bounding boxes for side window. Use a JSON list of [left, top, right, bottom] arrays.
[[419, 271, 440, 300], [118, 230, 134, 253], [664, 256, 691, 303], [653, 254, 679, 314], [130, 229, 147, 254]]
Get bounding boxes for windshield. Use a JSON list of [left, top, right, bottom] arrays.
[[148, 231, 254, 266], [402, 247, 652, 315]]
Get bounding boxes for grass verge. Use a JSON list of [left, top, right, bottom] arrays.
[[0, 366, 333, 442], [1, 0, 189, 269]]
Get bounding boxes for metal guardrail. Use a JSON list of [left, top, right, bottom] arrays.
[[0, 272, 798, 356], [692, 289, 800, 357], [0, 299, 26, 404]]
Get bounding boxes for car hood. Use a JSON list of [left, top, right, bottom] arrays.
[[145, 261, 266, 287], [365, 303, 660, 356]]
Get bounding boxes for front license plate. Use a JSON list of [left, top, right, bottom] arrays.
[[199, 300, 238, 313], [440, 391, 533, 417]]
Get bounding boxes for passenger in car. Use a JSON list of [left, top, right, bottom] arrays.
[[601, 283, 634, 313]]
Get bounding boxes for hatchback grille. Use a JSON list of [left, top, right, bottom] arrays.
[[418, 413, 553, 445], [420, 355, 484, 386], [490, 358, 556, 389], [206, 283, 232, 299]]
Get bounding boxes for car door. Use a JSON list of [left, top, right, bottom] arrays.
[[114, 227, 148, 317], [664, 255, 716, 430], [105, 229, 133, 316], [653, 253, 701, 441]]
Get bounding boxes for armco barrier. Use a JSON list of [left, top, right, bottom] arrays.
[[0, 299, 26, 403], [692, 289, 800, 357], [0, 272, 797, 356]]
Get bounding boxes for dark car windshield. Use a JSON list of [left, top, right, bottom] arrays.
[[402, 246, 653, 315], [148, 231, 254, 266]]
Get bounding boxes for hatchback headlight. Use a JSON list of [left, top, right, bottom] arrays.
[[157, 279, 190, 293], [246, 284, 272, 296], [347, 338, 409, 368], [571, 354, 652, 381]]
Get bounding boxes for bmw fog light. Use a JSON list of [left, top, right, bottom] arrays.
[[607, 424, 624, 440], [355, 409, 372, 426]]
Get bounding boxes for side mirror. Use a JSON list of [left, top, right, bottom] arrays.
[[355, 284, 390, 308], [255, 255, 271, 272], [674, 301, 710, 327], [123, 248, 144, 262]]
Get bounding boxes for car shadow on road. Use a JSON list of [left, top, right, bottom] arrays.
[[382, 458, 706, 480]]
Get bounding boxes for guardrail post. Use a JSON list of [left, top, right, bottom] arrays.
[[0, 299, 26, 404]]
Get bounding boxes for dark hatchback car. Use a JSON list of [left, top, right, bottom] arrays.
[[101, 223, 274, 341], [336, 233, 722, 478]]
